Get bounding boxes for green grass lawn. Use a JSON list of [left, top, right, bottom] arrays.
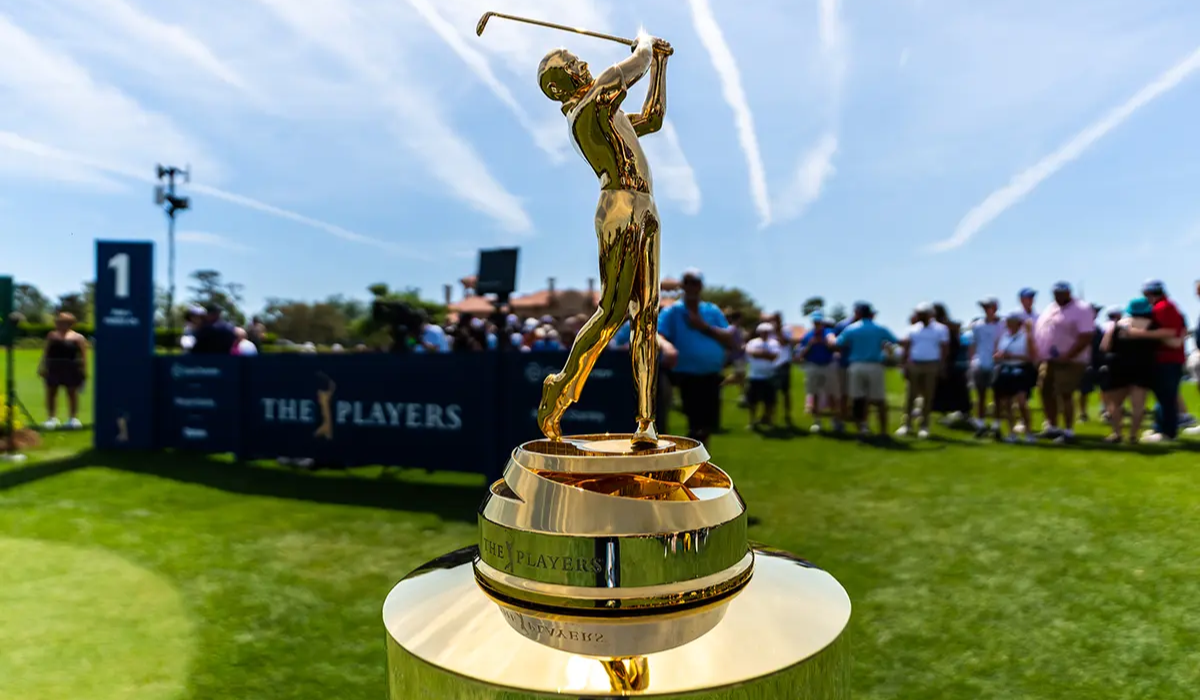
[[3, 348, 1200, 699]]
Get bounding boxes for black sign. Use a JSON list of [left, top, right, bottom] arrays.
[[156, 356, 242, 452], [94, 241, 155, 450]]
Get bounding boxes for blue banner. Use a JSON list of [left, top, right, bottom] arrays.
[[155, 356, 242, 453], [94, 241, 155, 450], [239, 353, 497, 472], [502, 350, 637, 447]]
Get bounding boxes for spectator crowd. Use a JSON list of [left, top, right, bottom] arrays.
[[37, 272, 1200, 449]]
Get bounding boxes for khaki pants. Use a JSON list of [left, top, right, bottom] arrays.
[[848, 363, 886, 402], [1039, 361, 1086, 418], [905, 361, 940, 428]]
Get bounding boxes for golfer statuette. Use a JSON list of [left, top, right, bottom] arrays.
[[382, 13, 852, 698], [533, 32, 672, 447]]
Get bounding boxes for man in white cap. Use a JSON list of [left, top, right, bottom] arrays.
[[180, 305, 205, 352], [744, 321, 782, 429], [968, 296, 1003, 437], [897, 302, 948, 438]]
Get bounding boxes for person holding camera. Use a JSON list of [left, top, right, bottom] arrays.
[[38, 312, 87, 430]]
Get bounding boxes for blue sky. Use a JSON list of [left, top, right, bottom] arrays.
[[5, 0, 1200, 329]]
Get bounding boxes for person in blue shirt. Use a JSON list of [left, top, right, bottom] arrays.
[[412, 310, 450, 353], [530, 328, 565, 352], [831, 303, 868, 432], [835, 304, 898, 436], [796, 312, 841, 433], [658, 269, 735, 444]]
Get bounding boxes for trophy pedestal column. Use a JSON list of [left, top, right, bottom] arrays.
[[384, 545, 851, 699]]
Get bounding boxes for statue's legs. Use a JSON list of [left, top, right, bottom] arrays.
[[537, 191, 658, 441], [628, 197, 660, 445]]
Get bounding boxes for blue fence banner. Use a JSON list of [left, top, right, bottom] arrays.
[[239, 352, 497, 472], [90, 241, 638, 478], [155, 356, 242, 453], [501, 350, 636, 448], [94, 241, 155, 450]]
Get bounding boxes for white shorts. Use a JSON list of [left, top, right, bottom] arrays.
[[1188, 350, 1200, 384], [848, 363, 887, 402], [805, 363, 841, 399]]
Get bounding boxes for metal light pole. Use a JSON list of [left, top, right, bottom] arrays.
[[155, 165, 191, 347]]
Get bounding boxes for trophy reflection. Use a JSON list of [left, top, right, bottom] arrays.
[[382, 12, 852, 699]]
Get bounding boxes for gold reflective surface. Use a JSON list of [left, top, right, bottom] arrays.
[[384, 546, 851, 698], [477, 515, 748, 591], [486, 440, 745, 538], [516, 435, 709, 475], [474, 551, 753, 611], [532, 34, 672, 446]]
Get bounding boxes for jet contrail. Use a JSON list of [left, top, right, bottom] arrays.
[[686, 0, 771, 227], [931, 45, 1200, 253], [0, 131, 420, 257]]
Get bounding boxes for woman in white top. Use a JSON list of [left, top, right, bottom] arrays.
[[993, 311, 1037, 443], [745, 322, 781, 429]]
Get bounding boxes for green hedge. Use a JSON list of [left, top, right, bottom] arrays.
[[15, 322, 276, 348]]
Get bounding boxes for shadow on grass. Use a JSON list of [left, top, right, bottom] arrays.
[[0, 449, 483, 523]]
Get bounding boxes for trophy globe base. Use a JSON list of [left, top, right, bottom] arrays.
[[383, 545, 851, 699]]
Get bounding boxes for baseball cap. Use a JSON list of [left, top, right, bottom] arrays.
[[756, 322, 773, 334], [1005, 310, 1025, 322], [523, 317, 539, 330], [915, 302, 934, 314], [681, 267, 704, 283], [853, 301, 872, 315], [1052, 281, 1071, 293], [1106, 306, 1123, 318], [188, 305, 205, 316], [810, 311, 825, 323], [1142, 279, 1165, 295], [978, 296, 999, 308], [1018, 287, 1037, 299]]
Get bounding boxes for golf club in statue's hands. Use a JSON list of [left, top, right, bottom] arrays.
[[476, 11, 672, 55]]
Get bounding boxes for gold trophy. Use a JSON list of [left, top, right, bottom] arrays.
[[383, 13, 851, 698]]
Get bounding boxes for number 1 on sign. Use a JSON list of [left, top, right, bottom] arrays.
[[108, 253, 130, 299]]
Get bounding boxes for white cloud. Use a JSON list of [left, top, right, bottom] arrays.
[[774, 133, 838, 222], [931, 44, 1200, 252], [0, 12, 215, 184], [0, 130, 418, 256], [686, 0, 771, 227], [818, 0, 847, 89], [404, 0, 564, 160], [642, 121, 701, 216], [254, 0, 533, 234], [57, 0, 247, 90], [176, 231, 253, 253]]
